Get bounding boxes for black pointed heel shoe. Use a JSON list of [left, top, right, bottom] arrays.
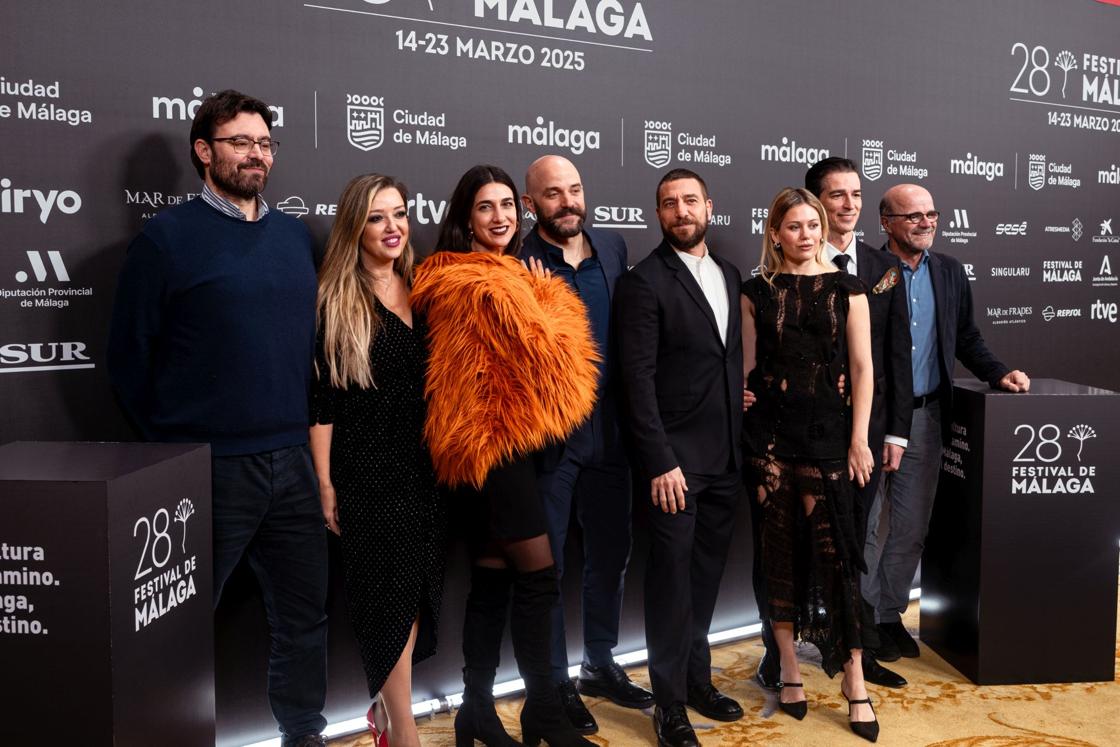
[[777, 681, 807, 720], [841, 684, 880, 743]]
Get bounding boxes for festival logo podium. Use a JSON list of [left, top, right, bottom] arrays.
[[920, 379, 1120, 684], [0, 442, 213, 744]]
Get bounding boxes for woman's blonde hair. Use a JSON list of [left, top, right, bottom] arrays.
[[758, 187, 830, 285], [317, 174, 415, 389]]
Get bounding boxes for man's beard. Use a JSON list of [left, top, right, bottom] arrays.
[[662, 216, 708, 251], [539, 205, 585, 240], [210, 154, 269, 200]]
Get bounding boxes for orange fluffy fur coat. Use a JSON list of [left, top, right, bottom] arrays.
[[411, 251, 601, 489]]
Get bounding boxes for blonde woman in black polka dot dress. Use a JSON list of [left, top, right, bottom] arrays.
[[309, 174, 446, 747]]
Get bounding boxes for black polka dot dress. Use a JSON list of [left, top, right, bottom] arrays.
[[310, 300, 446, 697]]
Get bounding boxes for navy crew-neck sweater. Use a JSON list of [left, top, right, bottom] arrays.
[[108, 197, 317, 456]]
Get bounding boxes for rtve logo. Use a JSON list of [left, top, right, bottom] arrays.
[[1090, 300, 1118, 323]]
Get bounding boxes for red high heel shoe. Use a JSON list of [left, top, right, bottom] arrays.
[[366, 702, 390, 747]]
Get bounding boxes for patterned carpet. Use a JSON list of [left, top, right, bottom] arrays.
[[330, 599, 1120, 746]]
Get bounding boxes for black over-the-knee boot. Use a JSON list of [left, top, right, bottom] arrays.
[[456, 565, 520, 747], [511, 566, 594, 747]]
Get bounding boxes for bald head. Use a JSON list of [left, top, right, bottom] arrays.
[[880, 183, 938, 258], [523, 155, 586, 242], [879, 183, 932, 217]]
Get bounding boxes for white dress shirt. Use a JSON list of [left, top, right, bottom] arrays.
[[674, 246, 729, 344], [825, 234, 858, 276]]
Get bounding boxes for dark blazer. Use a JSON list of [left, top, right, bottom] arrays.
[[615, 241, 743, 479], [856, 240, 913, 447], [521, 225, 628, 298], [922, 248, 1011, 443], [521, 225, 630, 468]]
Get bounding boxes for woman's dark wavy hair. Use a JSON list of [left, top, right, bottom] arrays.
[[434, 164, 523, 257]]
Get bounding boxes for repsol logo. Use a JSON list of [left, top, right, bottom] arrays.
[[1, 178, 82, 223], [151, 86, 285, 127], [474, 0, 652, 41], [508, 116, 600, 155], [759, 137, 829, 165], [949, 153, 1004, 181]]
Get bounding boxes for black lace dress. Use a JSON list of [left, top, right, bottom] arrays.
[[309, 301, 446, 697], [742, 271, 867, 676]]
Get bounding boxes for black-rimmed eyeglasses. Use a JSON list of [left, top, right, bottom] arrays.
[[883, 210, 940, 223], [211, 136, 278, 156]]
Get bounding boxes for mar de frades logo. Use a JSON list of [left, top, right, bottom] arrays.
[[644, 120, 671, 168], [347, 94, 384, 152]]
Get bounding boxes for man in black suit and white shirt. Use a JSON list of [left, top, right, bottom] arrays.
[[866, 183, 1029, 661], [615, 168, 744, 747]]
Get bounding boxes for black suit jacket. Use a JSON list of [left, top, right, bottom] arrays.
[[855, 240, 913, 448], [615, 241, 743, 479], [919, 248, 1011, 443]]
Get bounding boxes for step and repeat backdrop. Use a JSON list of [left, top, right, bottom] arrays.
[[3, 0, 1119, 743], [3, 0, 1120, 442]]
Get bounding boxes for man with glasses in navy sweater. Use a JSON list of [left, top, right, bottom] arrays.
[[108, 90, 327, 747]]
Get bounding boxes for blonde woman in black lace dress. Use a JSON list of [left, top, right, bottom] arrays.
[[741, 187, 879, 742]]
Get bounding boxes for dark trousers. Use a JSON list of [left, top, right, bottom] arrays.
[[538, 443, 632, 682], [854, 431, 886, 651], [212, 444, 329, 739], [644, 469, 741, 707]]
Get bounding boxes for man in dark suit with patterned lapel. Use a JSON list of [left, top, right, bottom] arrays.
[[615, 168, 744, 747], [865, 183, 1029, 662], [520, 155, 654, 736]]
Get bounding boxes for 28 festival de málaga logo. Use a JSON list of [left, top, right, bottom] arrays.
[[1010, 422, 1100, 494], [1008, 40, 1120, 133], [131, 498, 200, 632]]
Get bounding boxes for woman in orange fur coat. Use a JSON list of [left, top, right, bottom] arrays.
[[411, 165, 600, 747]]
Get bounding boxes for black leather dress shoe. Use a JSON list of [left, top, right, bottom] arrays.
[[557, 680, 598, 735], [281, 736, 326, 747], [878, 621, 920, 658], [871, 630, 901, 662], [862, 654, 907, 688], [755, 648, 781, 691], [577, 662, 655, 709], [686, 683, 743, 722], [653, 703, 699, 747]]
